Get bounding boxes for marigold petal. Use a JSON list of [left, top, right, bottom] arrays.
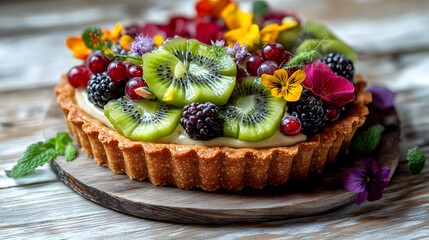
[[153, 35, 164, 46], [221, 2, 253, 30], [260, 23, 281, 43], [65, 36, 83, 49], [119, 34, 133, 51], [71, 44, 91, 60], [223, 27, 247, 46], [111, 23, 123, 42], [102, 28, 111, 41]]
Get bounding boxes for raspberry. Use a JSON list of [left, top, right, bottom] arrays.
[[288, 90, 326, 136], [320, 53, 355, 82], [180, 102, 224, 140], [86, 72, 126, 108]]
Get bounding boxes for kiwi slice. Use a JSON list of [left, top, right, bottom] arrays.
[[223, 77, 286, 142], [104, 97, 181, 141], [142, 38, 237, 108]]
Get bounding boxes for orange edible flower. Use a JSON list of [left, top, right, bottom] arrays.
[[65, 36, 91, 60]]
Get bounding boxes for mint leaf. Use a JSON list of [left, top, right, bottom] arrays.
[[65, 144, 78, 162], [9, 132, 77, 179], [407, 146, 426, 175], [352, 124, 385, 155], [55, 132, 73, 155], [10, 143, 58, 179]]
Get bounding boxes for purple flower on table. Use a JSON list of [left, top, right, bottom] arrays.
[[343, 157, 391, 205], [226, 42, 250, 63], [130, 34, 154, 55], [366, 86, 395, 110]]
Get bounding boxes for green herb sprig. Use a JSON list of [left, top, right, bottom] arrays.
[[9, 132, 77, 179]]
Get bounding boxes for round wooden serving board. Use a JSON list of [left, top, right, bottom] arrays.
[[48, 104, 400, 224]]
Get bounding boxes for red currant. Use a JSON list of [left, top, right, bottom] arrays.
[[280, 116, 302, 136], [107, 61, 127, 81], [125, 77, 149, 100], [257, 61, 279, 76], [324, 103, 340, 121], [67, 65, 92, 88], [245, 55, 264, 76], [126, 64, 143, 79], [261, 43, 292, 65], [86, 52, 109, 73]]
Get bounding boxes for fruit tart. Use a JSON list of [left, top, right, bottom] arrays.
[[55, 0, 371, 191]]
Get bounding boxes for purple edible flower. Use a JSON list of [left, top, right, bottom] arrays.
[[210, 39, 225, 47], [343, 157, 391, 205], [226, 42, 250, 63], [130, 34, 154, 55], [366, 86, 395, 110]]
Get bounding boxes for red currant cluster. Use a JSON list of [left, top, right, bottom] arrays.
[[245, 43, 293, 76], [67, 52, 149, 101]]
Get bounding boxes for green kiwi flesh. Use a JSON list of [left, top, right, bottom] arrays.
[[223, 77, 286, 142], [142, 38, 237, 108], [104, 97, 182, 141]]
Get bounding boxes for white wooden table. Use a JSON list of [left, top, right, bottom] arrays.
[[1, 0, 428, 239]]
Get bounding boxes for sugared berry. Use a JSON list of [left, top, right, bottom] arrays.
[[86, 72, 126, 108], [280, 116, 302, 136], [125, 77, 149, 100], [87, 52, 109, 74], [257, 61, 279, 76], [261, 43, 292, 65], [320, 53, 355, 82], [324, 103, 340, 122], [107, 61, 127, 81], [180, 102, 224, 140], [288, 90, 326, 136], [246, 55, 264, 76], [126, 64, 143, 79], [67, 65, 92, 88]]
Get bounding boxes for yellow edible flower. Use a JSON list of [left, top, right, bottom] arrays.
[[223, 24, 261, 50], [260, 21, 299, 43], [221, 3, 253, 30], [220, 3, 261, 50], [119, 34, 133, 51], [102, 23, 123, 42], [261, 69, 306, 102], [153, 35, 165, 46]]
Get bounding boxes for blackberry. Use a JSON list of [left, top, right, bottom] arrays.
[[320, 52, 355, 82], [180, 102, 224, 140], [86, 72, 126, 108], [288, 90, 326, 136]]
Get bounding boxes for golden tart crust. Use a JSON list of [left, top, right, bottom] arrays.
[[55, 75, 371, 191]]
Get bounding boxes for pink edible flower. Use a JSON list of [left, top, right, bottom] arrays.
[[303, 62, 355, 107]]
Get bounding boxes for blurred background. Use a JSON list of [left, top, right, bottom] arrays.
[[1, 0, 429, 91]]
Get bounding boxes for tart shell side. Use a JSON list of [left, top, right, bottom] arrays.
[[54, 75, 371, 191]]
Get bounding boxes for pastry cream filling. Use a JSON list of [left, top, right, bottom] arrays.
[[75, 90, 307, 148]]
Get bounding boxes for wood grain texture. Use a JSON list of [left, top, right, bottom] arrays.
[[1, 0, 428, 238], [48, 105, 400, 224]]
